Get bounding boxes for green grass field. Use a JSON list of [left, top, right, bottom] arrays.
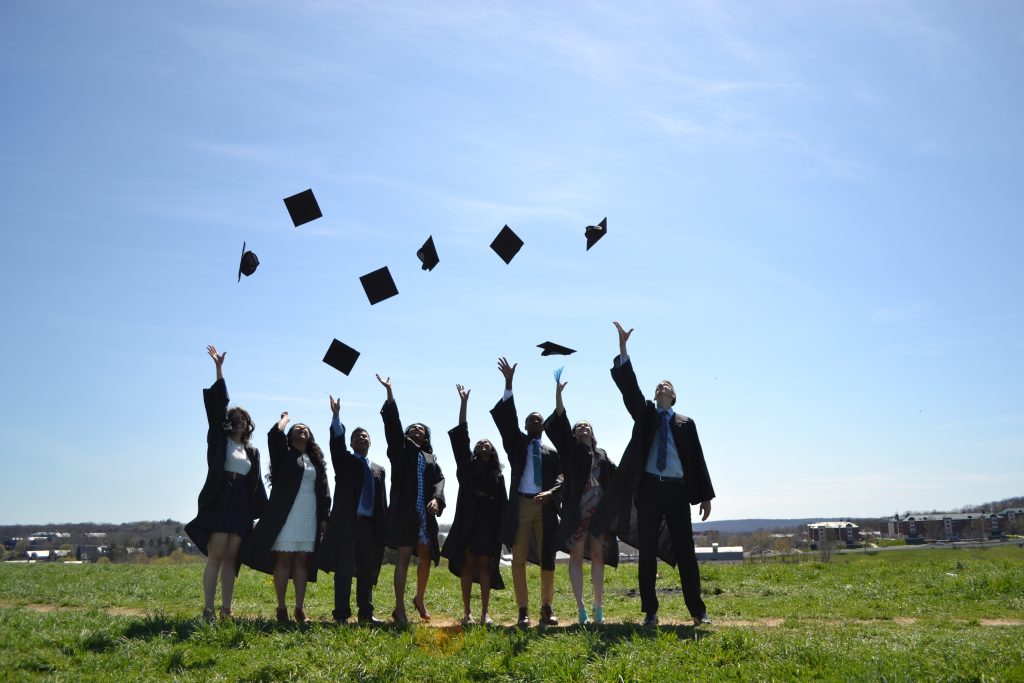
[[2, 546, 1022, 681]]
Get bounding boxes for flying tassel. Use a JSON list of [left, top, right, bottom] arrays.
[[553, 366, 564, 384]]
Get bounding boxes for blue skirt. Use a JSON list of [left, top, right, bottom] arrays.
[[210, 476, 252, 537]]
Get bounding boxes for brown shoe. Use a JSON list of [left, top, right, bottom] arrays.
[[412, 596, 431, 621], [539, 604, 559, 626], [276, 607, 289, 624]]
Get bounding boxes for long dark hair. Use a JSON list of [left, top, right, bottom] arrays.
[[266, 424, 327, 485], [224, 406, 255, 446], [405, 422, 433, 454], [473, 439, 503, 474]]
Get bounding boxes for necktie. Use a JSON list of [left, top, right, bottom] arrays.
[[531, 440, 543, 487], [359, 458, 374, 513], [657, 410, 670, 472]]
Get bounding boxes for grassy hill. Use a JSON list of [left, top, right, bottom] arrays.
[[1, 545, 1022, 680]]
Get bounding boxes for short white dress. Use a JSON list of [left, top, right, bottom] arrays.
[[272, 454, 317, 552]]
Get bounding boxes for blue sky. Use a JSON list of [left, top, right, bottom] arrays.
[[1, 1, 1022, 526]]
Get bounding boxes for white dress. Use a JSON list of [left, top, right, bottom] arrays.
[[272, 454, 317, 552]]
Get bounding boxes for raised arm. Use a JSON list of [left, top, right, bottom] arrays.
[[490, 357, 522, 454], [610, 321, 646, 420], [328, 394, 356, 474], [268, 411, 290, 469], [377, 374, 404, 460], [544, 379, 574, 470], [203, 345, 229, 430], [449, 384, 472, 474]]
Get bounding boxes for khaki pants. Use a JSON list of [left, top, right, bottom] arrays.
[[511, 496, 553, 608]]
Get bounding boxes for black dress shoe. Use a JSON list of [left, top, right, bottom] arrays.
[[333, 613, 351, 624], [642, 612, 659, 627], [359, 615, 384, 625], [693, 613, 712, 626], [516, 607, 531, 627], [539, 604, 558, 626]]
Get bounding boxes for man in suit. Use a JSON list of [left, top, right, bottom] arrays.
[[318, 395, 388, 624], [594, 322, 715, 627], [491, 357, 563, 627]]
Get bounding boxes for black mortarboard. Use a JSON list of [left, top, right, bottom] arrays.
[[237, 242, 259, 282], [417, 235, 440, 271], [585, 217, 607, 250], [538, 341, 576, 356], [323, 338, 360, 376], [490, 225, 524, 264], [283, 188, 322, 227], [359, 266, 399, 305]]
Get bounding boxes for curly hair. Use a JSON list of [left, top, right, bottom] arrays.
[[405, 422, 433, 454], [266, 424, 327, 485], [473, 439, 503, 473], [225, 406, 255, 446]]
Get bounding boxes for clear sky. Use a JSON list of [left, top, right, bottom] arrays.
[[2, 1, 1022, 526]]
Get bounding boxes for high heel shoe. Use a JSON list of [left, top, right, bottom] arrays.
[[577, 607, 590, 625], [293, 608, 309, 625], [392, 610, 408, 627], [593, 606, 604, 624], [412, 596, 430, 621], [219, 607, 233, 620], [275, 607, 289, 624], [202, 607, 215, 623]]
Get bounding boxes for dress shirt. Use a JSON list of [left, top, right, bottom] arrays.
[[224, 437, 252, 476], [504, 391, 544, 494]]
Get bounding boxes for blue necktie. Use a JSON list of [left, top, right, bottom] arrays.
[[359, 458, 374, 514], [657, 410, 670, 472], [531, 440, 543, 487]]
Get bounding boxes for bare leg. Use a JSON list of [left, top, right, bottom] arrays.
[[589, 535, 606, 611], [414, 542, 432, 619], [218, 533, 243, 614], [478, 556, 493, 623], [568, 536, 586, 611], [291, 553, 310, 613], [272, 553, 292, 611], [460, 550, 475, 619], [203, 532, 228, 613], [393, 546, 412, 622]]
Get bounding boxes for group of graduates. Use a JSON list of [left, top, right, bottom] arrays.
[[185, 323, 716, 628]]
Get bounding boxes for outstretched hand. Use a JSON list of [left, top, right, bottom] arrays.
[[613, 321, 633, 346], [556, 380, 568, 394], [497, 357, 517, 385], [456, 384, 470, 402], [207, 345, 226, 366], [329, 395, 341, 416], [375, 374, 392, 389]]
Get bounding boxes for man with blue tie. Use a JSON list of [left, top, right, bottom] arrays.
[[597, 322, 715, 627], [491, 357, 563, 627], [318, 395, 388, 624]]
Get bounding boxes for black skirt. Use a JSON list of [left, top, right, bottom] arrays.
[[466, 497, 501, 557], [209, 476, 252, 537]]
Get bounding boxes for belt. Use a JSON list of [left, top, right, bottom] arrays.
[[643, 472, 684, 483], [474, 491, 495, 500], [356, 514, 374, 521], [223, 471, 246, 481], [518, 491, 541, 499]]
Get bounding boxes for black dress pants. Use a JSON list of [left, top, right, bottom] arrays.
[[636, 475, 706, 618], [333, 517, 377, 620]]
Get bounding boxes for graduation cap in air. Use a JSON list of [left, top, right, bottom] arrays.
[[490, 225, 524, 264], [323, 338, 360, 376], [585, 217, 607, 250], [417, 235, 440, 271], [237, 242, 259, 282], [359, 266, 399, 305], [538, 341, 576, 356], [283, 188, 322, 227]]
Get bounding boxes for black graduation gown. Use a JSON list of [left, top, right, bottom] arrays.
[[589, 356, 715, 566], [490, 395, 563, 570], [381, 400, 446, 564], [316, 421, 387, 582], [238, 424, 331, 578], [543, 410, 619, 568], [185, 378, 268, 561], [440, 422, 507, 589]]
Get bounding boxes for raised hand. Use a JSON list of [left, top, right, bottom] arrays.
[[207, 345, 227, 380], [497, 357, 517, 390], [613, 321, 634, 355], [278, 411, 290, 431], [456, 384, 470, 403], [329, 395, 341, 416], [376, 373, 394, 403]]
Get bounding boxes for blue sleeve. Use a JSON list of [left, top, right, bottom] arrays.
[[330, 415, 343, 442]]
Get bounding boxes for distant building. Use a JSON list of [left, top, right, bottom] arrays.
[[808, 521, 861, 547], [887, 512, 1004, 540], [695, 544, 744, 563]]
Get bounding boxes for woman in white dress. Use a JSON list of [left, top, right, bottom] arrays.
[[239, 412, 331, 624]]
